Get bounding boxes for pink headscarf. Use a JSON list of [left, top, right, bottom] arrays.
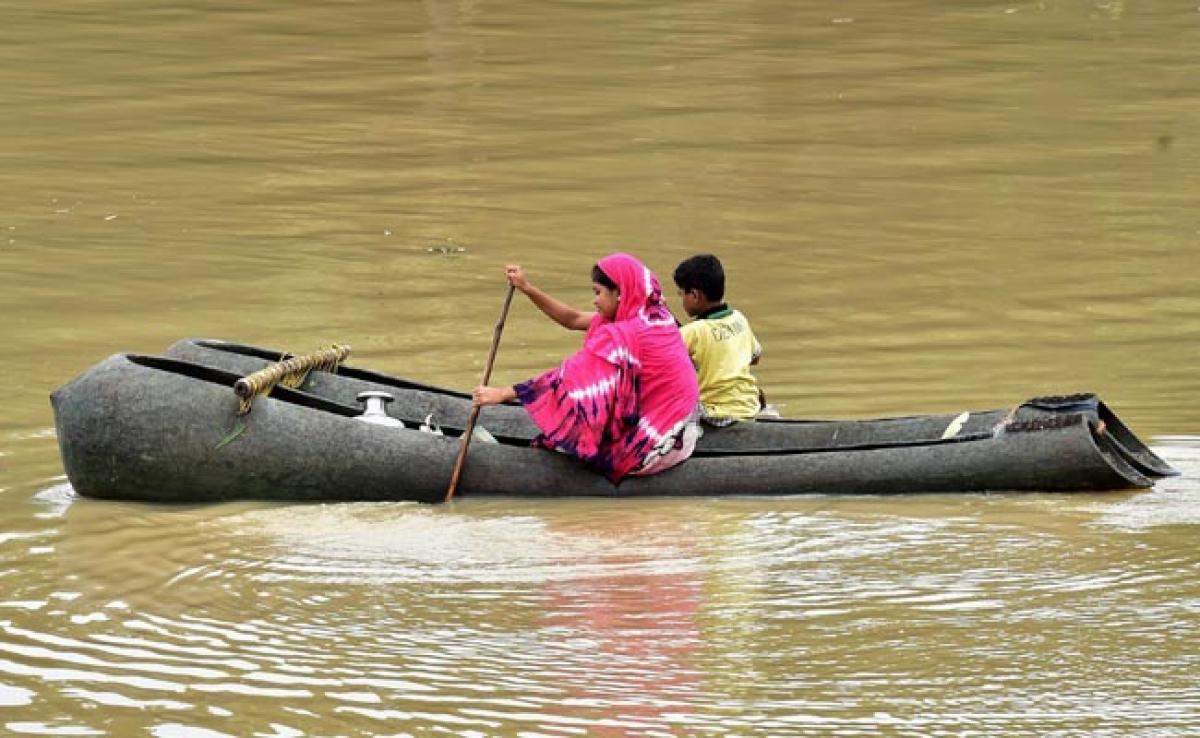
[[598, 252, 676, 325], [514, 253, 699, 482]]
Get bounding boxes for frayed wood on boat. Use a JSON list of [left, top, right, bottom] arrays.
[[48, 344, 1174, 504]]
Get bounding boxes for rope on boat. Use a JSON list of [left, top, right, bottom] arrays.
[[234, 344, 351, 414]]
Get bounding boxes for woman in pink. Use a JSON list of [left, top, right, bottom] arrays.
[[472, 253, 700, 482]]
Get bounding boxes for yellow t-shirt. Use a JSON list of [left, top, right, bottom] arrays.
[[679, 307, 762, 421]]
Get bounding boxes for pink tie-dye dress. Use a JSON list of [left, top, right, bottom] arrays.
[[514, 253, 700, 483]]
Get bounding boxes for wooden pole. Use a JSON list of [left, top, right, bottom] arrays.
[[445, 284, 517, 502]]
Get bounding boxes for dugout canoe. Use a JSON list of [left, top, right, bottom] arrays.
[[164, 338, 1176, 481], [49, 346, 1176, 504]]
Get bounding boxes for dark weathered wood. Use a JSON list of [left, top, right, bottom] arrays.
[[164, 337, 1178, 483], [49, 336, 1178, 503]]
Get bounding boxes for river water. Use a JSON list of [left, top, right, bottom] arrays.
[[2, 1, 1198, 735]]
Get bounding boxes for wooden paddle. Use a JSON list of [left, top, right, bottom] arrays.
[[445, 283, 517, 502]]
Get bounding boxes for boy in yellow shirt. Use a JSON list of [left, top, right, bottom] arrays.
[[672, 254, 763, 426]]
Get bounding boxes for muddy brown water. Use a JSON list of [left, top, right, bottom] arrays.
[[2, 1, 1198, 735]]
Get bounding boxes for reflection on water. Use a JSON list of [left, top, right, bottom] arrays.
[[2, 0, 1199, 734]]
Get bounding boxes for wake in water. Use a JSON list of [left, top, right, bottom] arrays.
[[1091, 439, 1200, 529]]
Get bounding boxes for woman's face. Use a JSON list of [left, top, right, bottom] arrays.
[[593, 283, 620, 319]]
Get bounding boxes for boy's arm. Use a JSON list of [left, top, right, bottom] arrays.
[[679, 321, 701, 367], [750, 336, 762, 366]]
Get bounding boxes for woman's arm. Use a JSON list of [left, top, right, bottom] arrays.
[[473, 385, 517, 407], [507, 265, 593, 331]]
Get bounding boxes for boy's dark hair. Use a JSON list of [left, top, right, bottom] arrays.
[[591, 264, 618, 291], [673, 254, 725, 302]]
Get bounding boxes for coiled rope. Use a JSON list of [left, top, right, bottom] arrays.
[[234, 344, 351, 414]]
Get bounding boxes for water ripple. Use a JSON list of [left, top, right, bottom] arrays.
[[3, 477, 1194, 735]]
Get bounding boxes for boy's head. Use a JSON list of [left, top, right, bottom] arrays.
[[673, 254, 725, 317]]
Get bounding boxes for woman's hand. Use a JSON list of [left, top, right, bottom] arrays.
[[505, 264, 530, 293], [472, 385, 515, 407]]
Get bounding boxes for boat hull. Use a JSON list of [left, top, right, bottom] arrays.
[[50, 352, 1165, 503]]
